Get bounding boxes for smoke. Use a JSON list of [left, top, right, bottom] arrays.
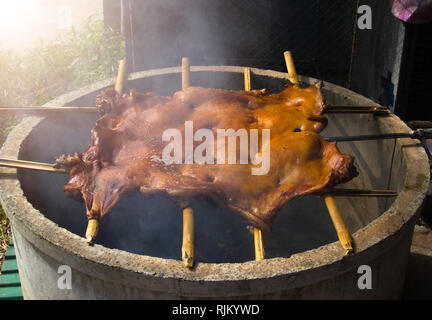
[[126, 0, 273, 70]]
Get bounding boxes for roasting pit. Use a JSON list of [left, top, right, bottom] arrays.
[[0, 66, 429, 299]]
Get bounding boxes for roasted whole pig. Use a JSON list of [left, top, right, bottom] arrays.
[[55, 82, 357, 232]]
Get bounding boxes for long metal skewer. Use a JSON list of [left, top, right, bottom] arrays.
[[181, 57, 195, 268], [284, 50, 354, 255], [244, 66, 265, 261], [324, 105, 389, 114], [330, 188, 397, 197], [0, 158, 398, 198], [326, 129, 432, 142], [0, 104, 389, 115]]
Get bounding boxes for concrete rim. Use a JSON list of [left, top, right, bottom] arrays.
[[0, 66, 429, 297]]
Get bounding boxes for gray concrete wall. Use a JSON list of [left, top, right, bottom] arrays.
[[350, 0, 405, 112]]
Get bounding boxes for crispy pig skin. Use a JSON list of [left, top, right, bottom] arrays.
[[55, 82, 356, 232]]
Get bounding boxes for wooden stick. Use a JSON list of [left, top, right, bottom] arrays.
[[180, 57, 195, 268], [323, 195, 353, 255], [244, 67, 266, 261], [244, 67, 251, 91], [284, 51, 354, 255], [0, 106, 97, 114], [284, 51, 299, 85], [0, 158, 67, 173], [182, 207, 194, 268], [253, 227, 265, 260], [115, 59, 127, 95], [0, 158, 398, 201], [182, 57, 190, 90], [283, 50, 387, 115], [85, 59, 127, 245], [0, 157, 397, 199], [0, 157, 395, 199], [85, 218, 99, 244]]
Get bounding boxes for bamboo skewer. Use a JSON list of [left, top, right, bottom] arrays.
[[0, 158, 67, 173], [182, 57, 190, 90], [254, 227, 265, 260], [85, 59, 127, 245], [0, 157, 398, 199], [244, 67, 251, 92], [323, 196, 353, 255], [0, 158, 398, 198], [284, 50, 354, 255], [115, 59, 127, 95], [284, 51, 299, 85], [85, 219, 99, 244], [181, 57, 195, 268], [182, 207, 194, 268], [0, 106, 97, 114], [244, 66, 265, 261], [283, 50, 387, 115]]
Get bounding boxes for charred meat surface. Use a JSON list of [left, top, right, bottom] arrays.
[[55, 83, 356, 232]]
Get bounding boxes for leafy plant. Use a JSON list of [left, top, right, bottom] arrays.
[[0, 18, 124, 108], [0, 18, 124, 269]]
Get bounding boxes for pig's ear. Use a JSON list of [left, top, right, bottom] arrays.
[[314, 81, 323, 89]]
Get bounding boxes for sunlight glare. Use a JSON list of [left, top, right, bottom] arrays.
[[0, 0, 51, 49]]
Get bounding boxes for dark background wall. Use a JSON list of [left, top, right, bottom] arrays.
[[349, 0, 405, 110], [394, 22, 432, 121], [105, 0, 357, 86], [104, 0, 431, 122]]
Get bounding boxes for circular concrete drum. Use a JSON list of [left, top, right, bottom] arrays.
[[0, 66, 429, 299]]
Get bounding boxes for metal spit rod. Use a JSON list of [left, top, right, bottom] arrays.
[[326, 128, 432, 142], [0, 159, 399, 198], [0, 105, 389, 114]]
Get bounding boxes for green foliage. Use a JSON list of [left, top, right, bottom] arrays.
[[0, 18, 124, 264], [0, 17, 125, 148], [0, 205, 11, 257], [0, 18, 125, 107]]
